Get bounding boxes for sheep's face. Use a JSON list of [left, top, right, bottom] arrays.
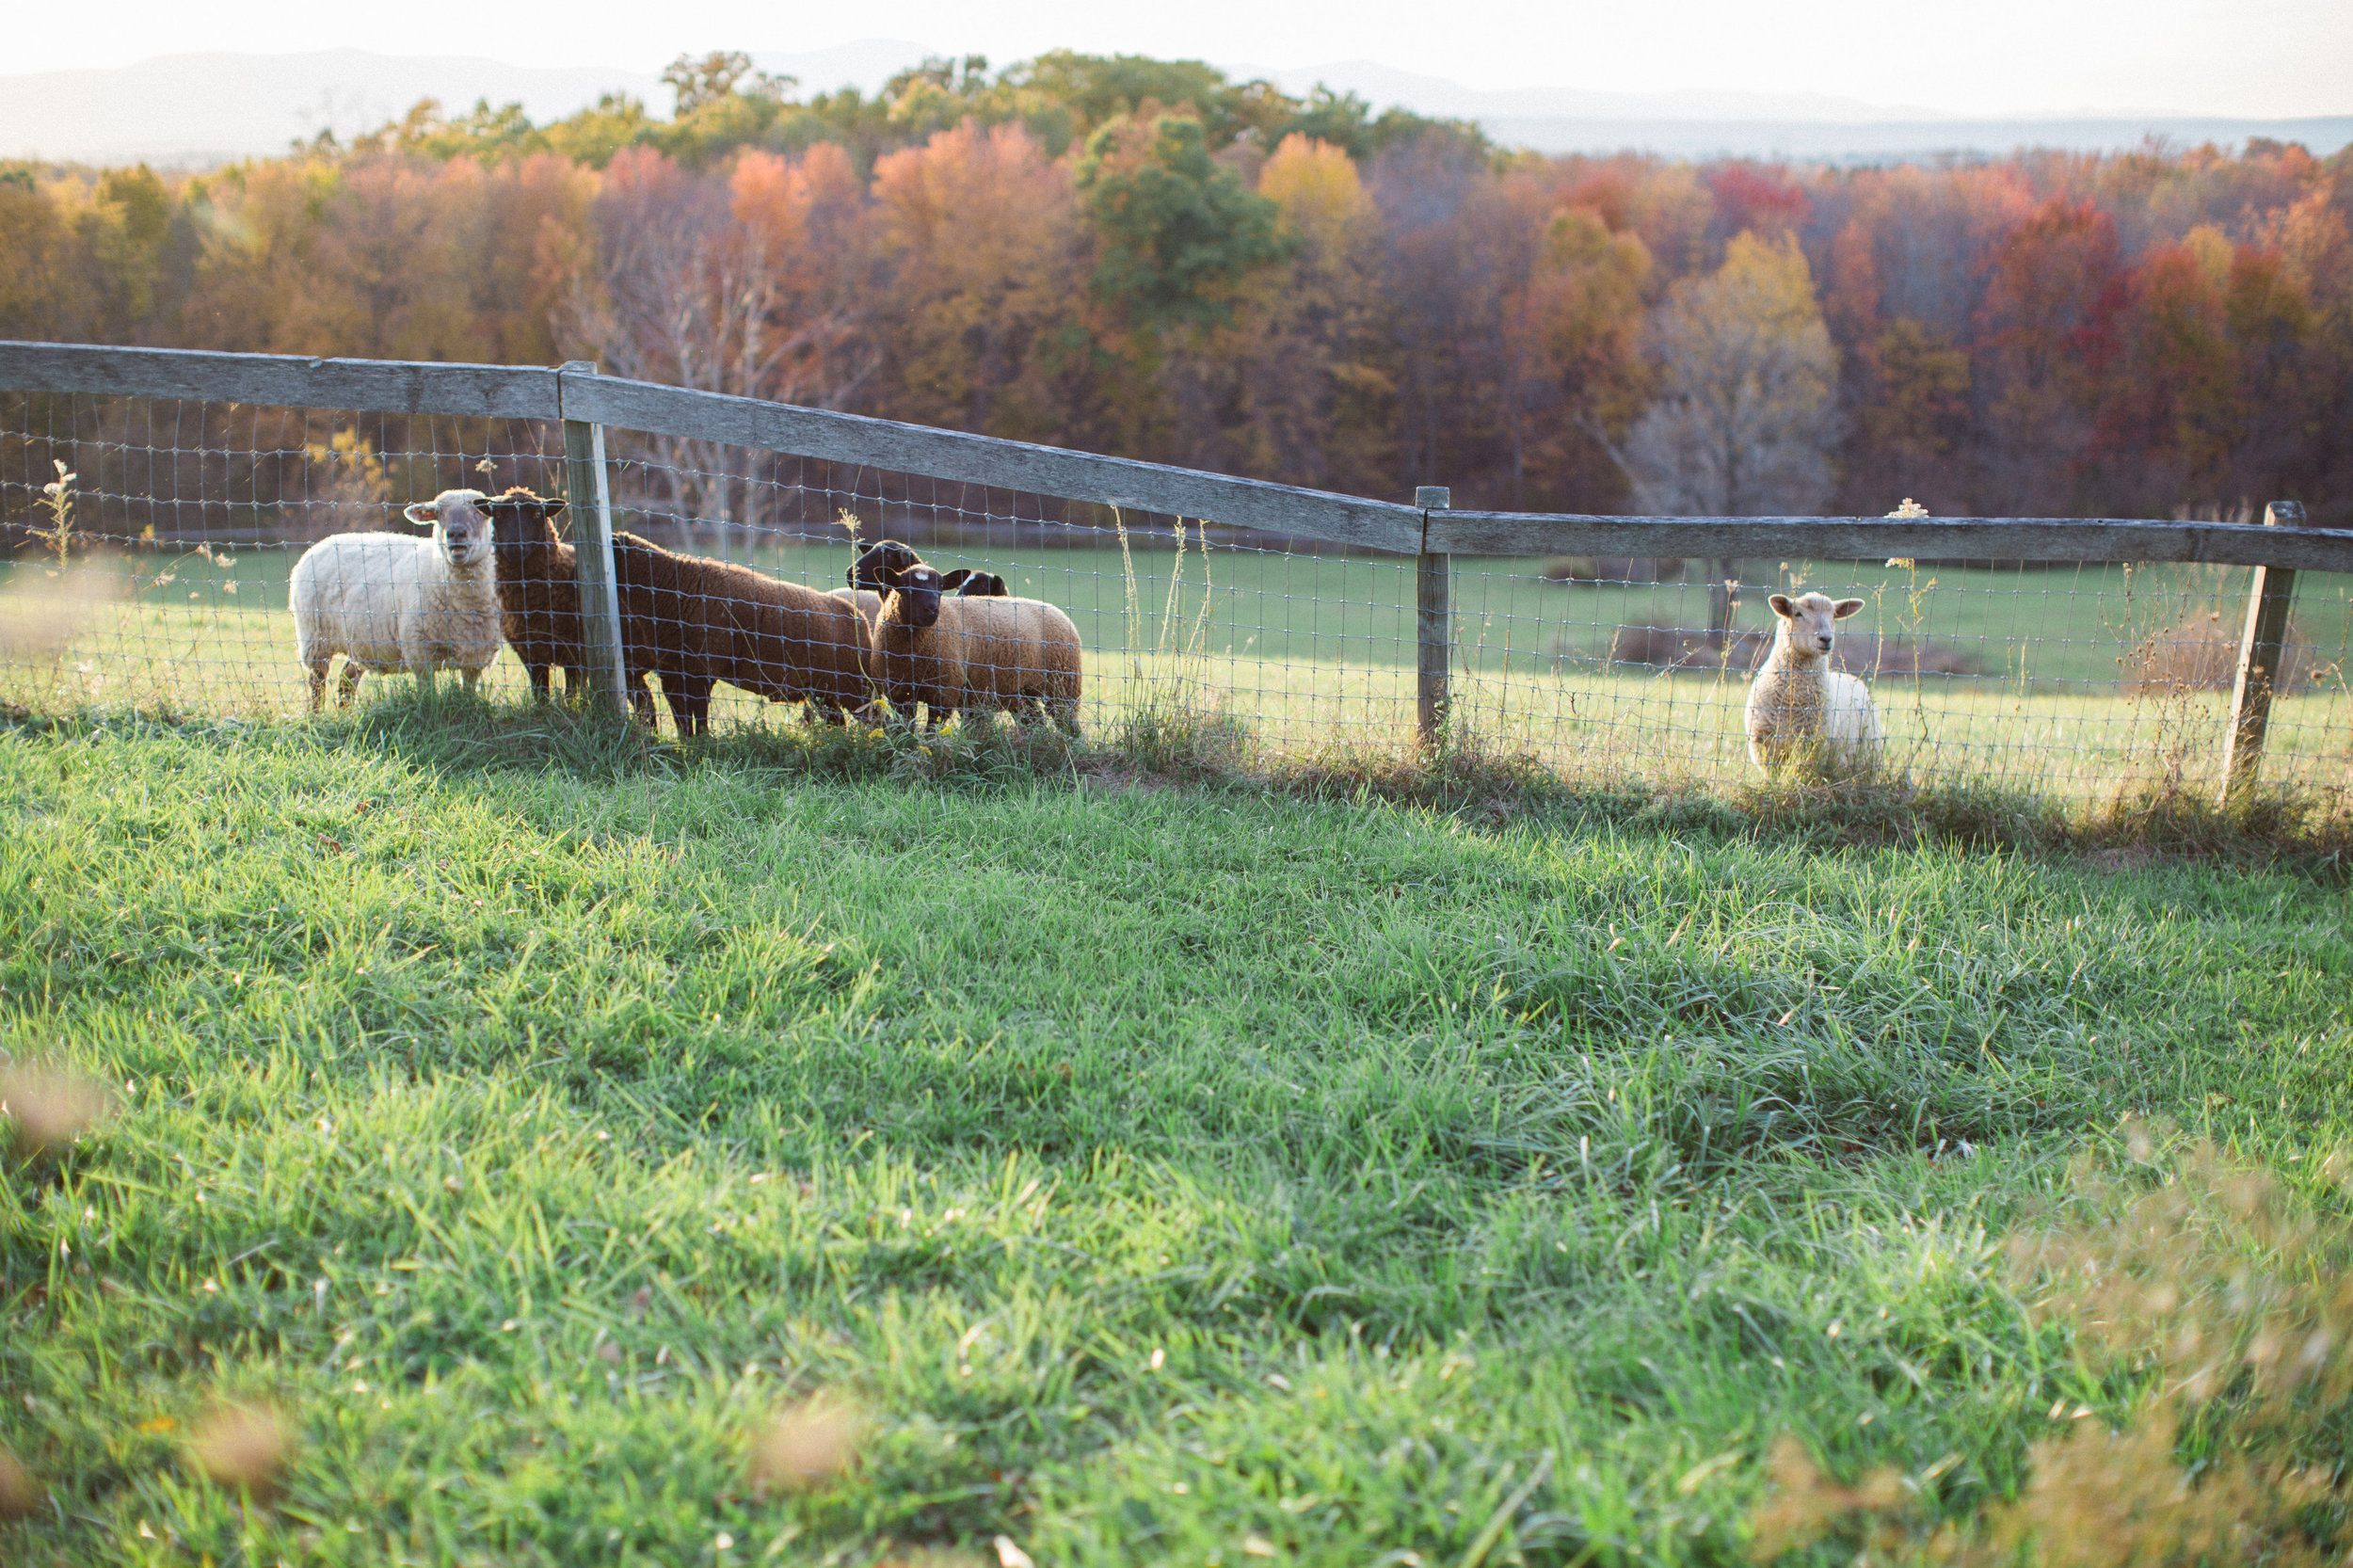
[[405, 489, 496, 568], [854, 541, 947, 629], [849, 540, 924, 593], [1769, 591, 1864, 661], [956, 571, 1009, 599], [882, 562, 949, 629], [483, 488, 567, 565]]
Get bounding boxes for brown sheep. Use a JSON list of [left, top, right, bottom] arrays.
[[487, 490, 680, 719], [853, 541, 1082, 733], [484, 488, 585, 702], [492, 504, 872, 736], [611, 534, 874, 736]]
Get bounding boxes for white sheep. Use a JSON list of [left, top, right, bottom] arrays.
[[1744, 591, 1883, 776], [290, 488, 504, 710]]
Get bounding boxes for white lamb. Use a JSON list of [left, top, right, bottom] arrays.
[[1744, 591, 1883, 776], [290, 489, 504, 710]]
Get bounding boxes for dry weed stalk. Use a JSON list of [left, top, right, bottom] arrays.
[[29, 459, 77, 566], [2124, 610, 2311, 696], [1752, 1139, 2353, 1564]]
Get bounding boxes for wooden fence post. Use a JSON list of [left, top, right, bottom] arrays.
[[558, 361, 631, 717], [2218, 500, 2304, 806], [1417, 486, 1450, 748]]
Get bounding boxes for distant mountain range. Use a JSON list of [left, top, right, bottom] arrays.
[[2, 45, 2345, 168]]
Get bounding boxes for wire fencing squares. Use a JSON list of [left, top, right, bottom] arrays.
[[3, 358, 2350, 807]]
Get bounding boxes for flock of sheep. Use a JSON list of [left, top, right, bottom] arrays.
[[287, 485, 1884, 774], [289, 487, 1082, 736]]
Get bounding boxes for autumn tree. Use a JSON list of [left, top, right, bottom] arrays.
[[1624, 231, 1839, 632], [2104, 228, 2239, 504], [1224, 133, 1394, 488], [264, 158, 483, 360], [0, 176, 76, 342], [1074, 112, 1290, 459], [565, 144, 874, 531], [871, 120, 1082, 440], [1852, 318, 1972, 502], [1522, 205, 1651, 507], [1369, 131, 1494, 493], [664, 51, 794, 117], [1974, 197, 2124, 510]]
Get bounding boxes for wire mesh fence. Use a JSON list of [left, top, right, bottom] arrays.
[[4, 360, 2351, 805]]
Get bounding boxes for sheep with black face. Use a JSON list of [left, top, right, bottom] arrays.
[[855, 541, 1081, 732]]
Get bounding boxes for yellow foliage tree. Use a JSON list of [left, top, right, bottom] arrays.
[[1216, 133, 1393, 488], [1625, 229, 1840, 518]]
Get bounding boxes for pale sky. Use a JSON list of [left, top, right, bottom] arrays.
[[15, 0, 2351, 119]]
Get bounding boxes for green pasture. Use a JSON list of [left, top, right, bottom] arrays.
[[2, 703, 2350, 1565], [4, 539, 2348, 801]]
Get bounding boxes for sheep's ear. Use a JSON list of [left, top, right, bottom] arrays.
[[1833, 598, 1865, 619], [402, 501, 439, 526], [939, 568, 973, 591], [1768, 593, 1795, 618]]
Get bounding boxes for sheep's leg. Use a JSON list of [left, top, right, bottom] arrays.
[[307, 660, 330, 713], [460, 667, 482, 696], [336, 662, 362, 709], [527, 664, 552, 703], [664, 674, 712, 738]]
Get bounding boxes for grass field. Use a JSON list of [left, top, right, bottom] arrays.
[[5, 536, 2349, 802], [3, 699, 2352, 1564]]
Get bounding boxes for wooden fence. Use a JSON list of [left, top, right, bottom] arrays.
[[7, 340, 2351, 800]]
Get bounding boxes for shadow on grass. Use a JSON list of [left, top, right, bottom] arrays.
[[8, 687, 2347, 879]]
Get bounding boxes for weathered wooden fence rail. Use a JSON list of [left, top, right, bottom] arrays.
[[7, 340, 2351, 796]]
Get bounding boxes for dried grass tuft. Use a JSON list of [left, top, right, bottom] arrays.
[[747, 1394, 865, 1495], [187, 1402, 295, 1501], [0, 1061, 115, 1155], [1751, 1140, 2353, 1564], [0, 1448, 41, 1519], [2123, 611, 2310, 695]]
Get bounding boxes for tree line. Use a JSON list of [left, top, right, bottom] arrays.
[[6, 50, 2352, 523]]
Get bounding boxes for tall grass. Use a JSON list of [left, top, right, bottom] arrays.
[[1107, 511, 1249, 776]]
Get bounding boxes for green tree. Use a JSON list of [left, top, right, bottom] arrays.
[[1075, 115, 1289, 339]]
